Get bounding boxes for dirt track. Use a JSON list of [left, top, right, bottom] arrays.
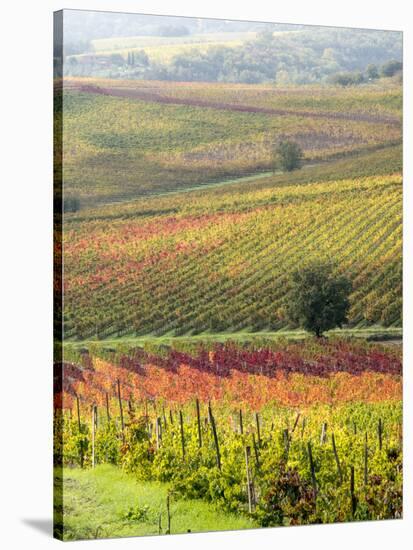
[[67, 83, 400, 126]]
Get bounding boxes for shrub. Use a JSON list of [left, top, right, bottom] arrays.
[[381, 60, 403, 78], [274, 140, 303, 172]]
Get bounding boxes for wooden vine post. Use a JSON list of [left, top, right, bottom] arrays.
[[179, 410, 185, 459], [117, 379, 125, 443], [128, 398, 136, 421], [252, 433, 260, 469], [245, 445, 253, 513], [301, 417, 307, 439], [166, 494, 171, 534], [144, 400, 150, 437], [76, 393, 81, 431], [255, 412, 261, 447], [378, 418, 383, 451], [196, 398, 202, 448], [320, 422, 327, 444], [105, 392, 110, 423], [307, 441, 317, 495], [76, 394, 84, 469], [239, 408, 244, 435], [208, 402, 221, 470], [364, 432, 368, 486], [91, 404, 97, 468], [155, 416, 161, 450], [350, 465, 357, 518], [331, 432, 343, 485], [292, 412, 301, 434]]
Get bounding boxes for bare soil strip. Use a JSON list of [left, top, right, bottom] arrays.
[[66, 82, 400, 126]]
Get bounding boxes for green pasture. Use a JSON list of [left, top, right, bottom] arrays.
[[55, 464, 257, 540]]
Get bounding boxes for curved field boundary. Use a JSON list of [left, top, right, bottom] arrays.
[[69, 83, 401, 126]]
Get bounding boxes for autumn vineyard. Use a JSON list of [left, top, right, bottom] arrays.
[[54, 339, 402, 539], [54, 12, 403, 542]]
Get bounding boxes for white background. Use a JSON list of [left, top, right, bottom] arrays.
[[1, 0, 411, 548]]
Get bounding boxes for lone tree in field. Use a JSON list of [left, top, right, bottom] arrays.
[[274, 140, 303, 172], [286, 262, 352, 337]]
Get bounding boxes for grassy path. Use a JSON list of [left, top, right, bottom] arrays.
[[66, 143, 401, 209], [108, 170, 275, 203], [56, 465, 256, 541], [64, 326, 402, 348], [84, 147, 388, 204]]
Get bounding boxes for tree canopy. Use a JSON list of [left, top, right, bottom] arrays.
[[286, 262, 352, 337], [275, 141, 303, 172]]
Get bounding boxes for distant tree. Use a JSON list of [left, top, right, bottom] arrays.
[[257, 29, 274, 43], [381, 60, 402, 77], [286, 261, 352, 337], [134, 50, 149, 67], [352, 71, 365, 84], [238, 69, 262, 84], [366, 64, 379, 79], [63, 196, 80, 213], [109, 53, 125, 66], [329, 73, 347, 86], [330, 71, 364, 87], [126, 51, 137, 67], [275, 140, 303, 172]]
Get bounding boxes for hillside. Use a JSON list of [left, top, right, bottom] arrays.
[[58, 77, 402, 340], [60, 78, 402, 206], [55, 12, 404, 542], [61, 20, 402, 85], [63, 168, 401, 339]]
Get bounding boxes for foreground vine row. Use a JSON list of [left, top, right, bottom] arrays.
[[54, 339, 402, 527]]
